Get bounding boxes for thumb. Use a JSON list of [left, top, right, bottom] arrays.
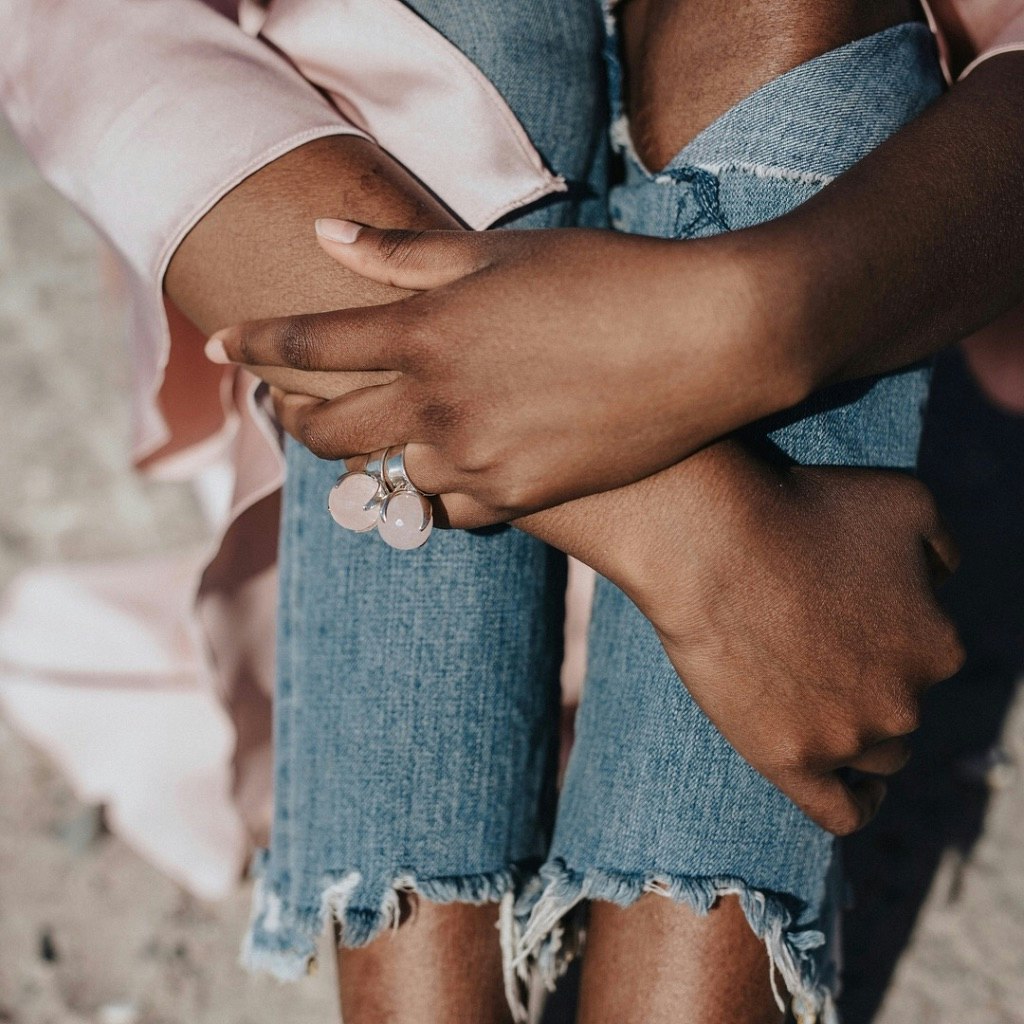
[[314, 219, 493, 290]]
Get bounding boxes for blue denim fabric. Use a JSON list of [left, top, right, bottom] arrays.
[[527, 22, 944, 1024], [243, 0, 604, 989], [244, 9, 944, 1024]]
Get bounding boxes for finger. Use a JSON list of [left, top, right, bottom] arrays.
[[206, 305, 405, 373], [791, 772, 887, 836], [918, 608, 967, 688], [280, 385, 413, 462], [254, 364, 399, 402], [427, 491, 510, 531], [922, 514, 961, 585], [271, 389, 325, 441], [314, 220, 501, 290], [846, 737, 912, 776], [392, 441, 452, 497], [349, 443, 462, 505]]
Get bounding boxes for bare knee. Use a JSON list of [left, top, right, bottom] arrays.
[[337, 900, 511, 1024], [578, 893, 783, 1024]]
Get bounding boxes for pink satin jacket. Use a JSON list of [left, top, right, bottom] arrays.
[[0, 0, 1020, 897]]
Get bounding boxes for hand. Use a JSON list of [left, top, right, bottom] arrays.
[[600, 450, 964, 834], [207, 220, 806, 527]]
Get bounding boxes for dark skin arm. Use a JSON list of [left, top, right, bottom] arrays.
[[168, 131, 961, 835], [208, 48, 1024, 524]]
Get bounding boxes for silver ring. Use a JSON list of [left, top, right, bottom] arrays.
[[383, 445, 426, 494], [329, 446, 433, 549], [364, 449, 390, 487], [378, 488, 433, 550], [328, 470, 386, 532]]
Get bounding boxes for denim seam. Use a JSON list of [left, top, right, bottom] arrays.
[[612, 106, 837, 193]]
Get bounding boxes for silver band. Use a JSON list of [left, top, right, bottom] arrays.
[[364, 448, 389, 486], [383, 444, 429, 494]]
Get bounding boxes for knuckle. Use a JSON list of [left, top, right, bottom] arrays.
[[938, 622, 967, 678], [278, 318, 320, 371], [772, 732, 817, 773], [452, 430, 499, 475], [297, 415, 340, 461], [948, 636, 968, 677], [884, 695, 921, 736], [375, 229, 423, 267], [827, 804, 863, 837]]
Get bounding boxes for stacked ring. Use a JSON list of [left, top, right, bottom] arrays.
[[327, 445, 433, 550], [327, 450, 388, 533]]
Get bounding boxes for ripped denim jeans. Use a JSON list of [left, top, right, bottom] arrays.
[[243, 5, 944, 1022]]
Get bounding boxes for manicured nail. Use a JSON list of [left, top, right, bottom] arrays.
[[204, 335, 230, 364], [315, 218, 363, 244]]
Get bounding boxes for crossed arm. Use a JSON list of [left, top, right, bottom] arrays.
[[167, 127, 961, 835], [203, 49, 1024, 525], [169, 46, 1022, 833]]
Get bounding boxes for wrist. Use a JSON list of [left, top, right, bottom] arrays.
[[616, 442, 784, 626], [719, 224, 824, 410], [656, 231, 817, 454]]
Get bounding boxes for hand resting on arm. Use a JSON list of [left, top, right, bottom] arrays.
[[209, 51, 1024, 524], [169, 136, 963, 835]]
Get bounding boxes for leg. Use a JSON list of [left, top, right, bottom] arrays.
[[243, 4, 609, 1022], [517, 13, 946, 1024], [579, 895, 782, 1024], [339, 903, 512, 1024], [246, 438, 567, 1024]]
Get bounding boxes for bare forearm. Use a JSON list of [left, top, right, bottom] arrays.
[[514, 444, 759, 610], [760, 51, 1024, 391], [163, 135, 727, 582], [531, 81, 1024, 594]]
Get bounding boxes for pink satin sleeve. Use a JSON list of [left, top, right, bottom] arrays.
[[0, 0, 371, 461], [925, 0, 1024, 76]]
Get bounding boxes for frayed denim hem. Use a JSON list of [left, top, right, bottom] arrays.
[[510, 858, 840, 1024], [241, 852, 840, 1024], [241, 852, 533, 1018]]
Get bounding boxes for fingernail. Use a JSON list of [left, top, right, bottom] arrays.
[[204, 335, 230, 364], [315, 218, 363, 244]]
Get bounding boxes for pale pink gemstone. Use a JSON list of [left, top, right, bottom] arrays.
[[377, 490, 433, 550], [328, 472, 384, 532]]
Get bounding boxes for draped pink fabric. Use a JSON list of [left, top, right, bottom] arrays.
[[0, 0, 563, 895], [0, 0, 1021, 896]]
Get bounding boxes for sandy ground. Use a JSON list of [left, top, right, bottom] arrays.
[[2, 113, 1024, 1023]]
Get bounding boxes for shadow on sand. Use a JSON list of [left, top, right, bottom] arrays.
[[840, 350, 1024, 1022]]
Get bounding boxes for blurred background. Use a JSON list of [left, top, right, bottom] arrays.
[[2, 108, 1024, 1024], [0, 115, 337, 1024]]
